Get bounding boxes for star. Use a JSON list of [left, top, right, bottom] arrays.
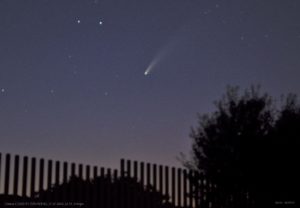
[[1, 88, 5, 93], [77, 19, 81, 24], [99, 21, 103, 25]]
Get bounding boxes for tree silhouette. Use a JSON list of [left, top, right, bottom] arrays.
[[182, 86, 299, 208]]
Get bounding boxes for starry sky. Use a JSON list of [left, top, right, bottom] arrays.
[[1, 0, 300, 169]]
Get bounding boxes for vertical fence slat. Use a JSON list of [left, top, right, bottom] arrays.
[[55, 161, 60, 186], [171, 167, 176, 206], [4, 154, 10, 195], [188, 170, 194, 208], [126, 160, 131, 208], [107, 169, 111, 208], [79, 164, 83, 178], [100, 167, 105, 208], [183, 169, 188, 207], [140, 162, 144, 186], [146, 163, 151, 208], [133, 161, 138, 180], [30, 157, 36, 197], [70, 163, 76, 202], [86, 165, 90, 180], [13, 155, 19, 195], [71, 163, 75, 177], [78, 164, 83, 203], [93, 166, 98, 208], [140, 162, 145, 207], [120, 159, 125, 208], [146, 163, 151, 187], [85, 165, 91, 207], [153, 164, 157, 208], [22, 156, 28, 197], [153, 164, 157, 190], [126, 160, 131, 177], [177, 169, 182, 207], [159, 165, 163, 195], [133, 159, 138, 208], [120, 159, 125, 178], [47, 160, 52, 190], [113, 169, 119, 208], [62, 162, 68, 201], [194, 171, 200, 207], [54, 161, 60, 201], [47, 160, 53, 201], [165, 166, 169, 203], [39, 159, 44, 193], [63, 162, 68, 183]]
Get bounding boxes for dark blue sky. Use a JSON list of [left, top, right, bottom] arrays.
[[1, 0, 300, 168]]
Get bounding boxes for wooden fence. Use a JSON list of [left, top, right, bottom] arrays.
[[0, 152, 238, 208]]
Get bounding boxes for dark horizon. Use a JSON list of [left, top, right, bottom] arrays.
[[1, 0, 300, 169]]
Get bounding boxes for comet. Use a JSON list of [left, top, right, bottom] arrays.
[[143, 22, 191, 76], [144, 40, 174, 76], [144, 57, 160, 76]]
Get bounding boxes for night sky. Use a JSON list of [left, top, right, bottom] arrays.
[[1, 0, 300, 168]]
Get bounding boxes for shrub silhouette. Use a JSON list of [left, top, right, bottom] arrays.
[[182, 86, 299, 208], [34, 174, 176, 208]]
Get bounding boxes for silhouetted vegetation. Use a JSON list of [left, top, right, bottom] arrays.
[[182, 86, 299, 208], [0, 174, 176, 208], [34, 175, 176, 208]]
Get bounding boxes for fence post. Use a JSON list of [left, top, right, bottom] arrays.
[[188, 170, 194, 208], [13, 155, 19, 196], [159, 165, 163, 198], [100, 167, 105, 208], [140, 162, 145, 207], [126, 160, 132, 208], [153, 164, 157, 208], [39, 159, 44, 191], [165, 166, 169, 204], [22, 156, 28, 197], [113, 169, 119, 208], [85, 165, 91, 207], [62, 162, 68, 201], [47, 160, 53, 202], [194, 171, 200, 208], [177, 168, 182, 208], [78, 164, 83, 203], [4, 154, 10, 195], [146, 163, 151, 208], [30, 157, 36, 198], [93, 166, 98, 208], [70, 163, 76, 202], [133, 161, 138, 180], [120, 160, 125, 208], [172, 167, 176, 206], [107, 169, 112, 208], [183, 169, 188, 208], [39, 158, 44, 200], [54, 161, 60, 201]]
